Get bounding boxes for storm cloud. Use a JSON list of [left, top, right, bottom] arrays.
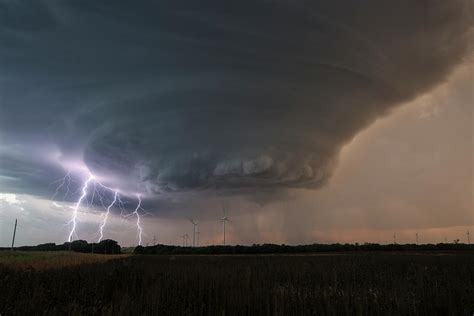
[[0, 0, 472, 205]]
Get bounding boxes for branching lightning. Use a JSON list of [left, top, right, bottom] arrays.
[[50, 171, 71, 200], [98, 190, 118, 242], [125, 194, 144, 246], [52, 170, 146, 245], [67, 175, 94, 242]]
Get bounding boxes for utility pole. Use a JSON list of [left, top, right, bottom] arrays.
[[11, 218, 17, 250], [467, 230, 471, 244], [416, 232, 419, 245]]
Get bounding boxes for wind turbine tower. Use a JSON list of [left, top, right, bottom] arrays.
[[221, 206, 229, 246], [467, 230, 471, 244], [181, 234, 190, 247], [190, 219, 198, 247], [196, 226, 200, 247]]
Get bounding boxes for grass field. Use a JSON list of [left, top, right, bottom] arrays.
[[1, 252, 473, 315], [0, 251, 128, 270]]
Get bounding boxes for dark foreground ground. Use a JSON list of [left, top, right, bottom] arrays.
[[1, 252, 473, 315]]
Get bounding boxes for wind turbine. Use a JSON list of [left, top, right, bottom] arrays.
[[221, 206, 229, 245], [190, 219, 198, 247], [196, 226, 200, 247], [182, 234, 190, 247], [185, 234, 190, 246]]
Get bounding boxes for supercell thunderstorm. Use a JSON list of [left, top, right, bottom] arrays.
[[0, 1, 472, 243]]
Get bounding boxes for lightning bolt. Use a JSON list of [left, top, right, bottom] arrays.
[[134, 195, 144, 246], [51, 171, 71, 200], [126, 194, 144, 246], [53, 169, 147, 245], [67, 175, 94, 242], [98, 190, 118, 242]]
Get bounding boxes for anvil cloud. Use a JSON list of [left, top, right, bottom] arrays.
[[0, 1, 472, 207]]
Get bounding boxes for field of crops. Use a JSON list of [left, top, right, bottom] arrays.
[[1, 252, 473, 315]]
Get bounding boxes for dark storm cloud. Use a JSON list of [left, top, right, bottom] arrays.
[[0, 1, 472, 203]]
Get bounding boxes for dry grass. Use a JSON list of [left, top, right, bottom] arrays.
[[2, 252, 473, 315], [0, 251, 128, 271]]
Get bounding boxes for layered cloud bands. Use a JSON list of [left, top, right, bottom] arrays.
[[0, 1, 472, 198]]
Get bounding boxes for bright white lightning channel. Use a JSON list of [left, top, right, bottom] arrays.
[[98, 190, 118, 242], [67, 175, 94, 242], [131, 194, 143, 246], [55, 171, 146, 244]]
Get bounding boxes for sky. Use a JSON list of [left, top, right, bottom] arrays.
[[0, 0, 472, 246]]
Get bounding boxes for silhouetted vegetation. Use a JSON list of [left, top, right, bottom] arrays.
[[0, 239, 121, 254], [1, 252, 473, 315], [134, 242, 474, 255]]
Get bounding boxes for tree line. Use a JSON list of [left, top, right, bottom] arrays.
[[3, 241, 473, 255], [134, 242, 474, 255], [1, 239, 121, 254]]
